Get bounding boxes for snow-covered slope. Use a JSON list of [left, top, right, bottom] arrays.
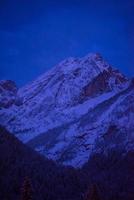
[[0, 53, 134, 167]]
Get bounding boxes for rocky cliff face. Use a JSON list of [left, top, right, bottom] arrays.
[[0, 53, 133, 167]]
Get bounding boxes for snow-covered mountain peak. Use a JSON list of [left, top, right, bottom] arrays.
[[17, 53, 127, 110], [82, 52, 103, 62], [55, 53, 109, 75], [81, 52, 109, 71], [58, 56, 79, 66], [0, 53, 133, 167]]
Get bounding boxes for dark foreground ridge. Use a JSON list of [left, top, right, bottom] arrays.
[[0, 126, 84, 200], [1, 126, 134, 200]]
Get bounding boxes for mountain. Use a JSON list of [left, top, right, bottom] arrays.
[[0, 53, 134, 167]]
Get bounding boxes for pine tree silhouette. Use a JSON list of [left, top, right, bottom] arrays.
[[21, 177, 32, 200], [85, 184, 101, 200]]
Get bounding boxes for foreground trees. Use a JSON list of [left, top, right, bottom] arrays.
[[21, 177, 32, 200], [85, 185, 101, 200]]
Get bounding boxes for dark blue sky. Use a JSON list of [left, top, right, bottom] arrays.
[[0, 0, 134, 86]]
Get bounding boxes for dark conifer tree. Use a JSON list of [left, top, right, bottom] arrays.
[[85, 184, 101, 200], [21, 177, 32, 200]]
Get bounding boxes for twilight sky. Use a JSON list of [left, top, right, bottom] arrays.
[[0, 0, 134, 86]]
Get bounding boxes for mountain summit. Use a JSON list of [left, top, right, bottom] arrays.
[[0, 53, 133, 167]]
